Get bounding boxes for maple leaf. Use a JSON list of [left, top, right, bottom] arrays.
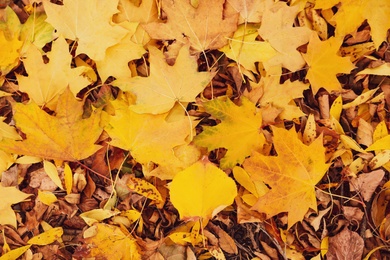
[[0, 88, 103, 161], [258, 0, 311, 72], [105, 98, 195, 176], [17, 36, 92, 109], [143, 0, 238, 54], [316, 0, 390, 49], [115, 45, 214, 114], [115, 0, 158, 24], [219, 24, 276, 72], [43, 0, 128, 61], [95, 22, 146, 82], [259, 67, 309, 120], [243, 127, 329, 228], [194, 97, 266, 169], [227, 0, 266, 23], [303, 33, 355, 94], [170, 157, 237, 221], [0, 184, 32, 227]]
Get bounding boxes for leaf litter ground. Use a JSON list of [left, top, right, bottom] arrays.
[[0, 0, 390, 259]]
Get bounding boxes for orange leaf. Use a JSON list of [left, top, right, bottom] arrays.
[[0, 88, 103, 161], [243, 127, 329, 228]]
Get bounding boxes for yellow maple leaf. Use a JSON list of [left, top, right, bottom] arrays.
[[194, 97, 265, 169], [143, 0, 238, 53], [303, 33, 355, 94], [219, 24, 276, 72], [227, 0, 266, 23], [17, 36, 92, 109], [259, 67, 309, 120], [43, 0, 128, 61], [169, 157, 237, 221], [115, 45, 214, 114], [0, 184, 32, 227], [316, 0, 390, 49], [258, 0, 312, 72], [105, 98, 195, 177], [76, 223, 140, 260], [96, 22, 146, 82], [243, 127, 329, 228], [0, 88, 103, 161]]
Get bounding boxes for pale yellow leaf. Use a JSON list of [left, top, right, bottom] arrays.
[[43, 160, 64, 190]]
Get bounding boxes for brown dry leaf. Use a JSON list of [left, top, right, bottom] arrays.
[[349, 169, 385, 202], [0, 88, 103, 161], [326, 228, 364, 260], [207, 222, 238, 255], [143, 0, 238, 54]]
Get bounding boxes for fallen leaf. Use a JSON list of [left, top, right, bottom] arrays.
[[303, 33, 355, 94], [243, 127, 329, 228], [143, 0, 238, 54], [105, 98, 195, 177], [0, 245, 31, 260], [43, 0, 128, 60], [115, 45, 214, 114], [0, 88, 103, 161], [194, 97, 266, 169], [27, 227, 63, 245], [259, 67, 309, 120], [126, 175, 162, 201], [259, 0, 311, 72], [0, 184, 32, 227], [169, 157, 237, 221], [0, 30, 22, 83], [349, 169, 385, 201], [95, 22, 146, 82], [219, 23, 276, 72], [76, 223, 141, 259], [326, 228, 364, 260], [16, 36, 93, 109], [325, 0, 390, 49]]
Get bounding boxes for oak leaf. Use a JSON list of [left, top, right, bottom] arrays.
[[43, 0, 128, 61], [303, 33, 355, 94], [169, 157, 237, 221], [143, 0, 238, 54], [0, 88, 103, 161], [115, 45, 214, 114], [194, 97, 265, 169], [258, 0, 311, 72], [17, 36, 92, 109], [0, 184, 32, 227], [243, 127, 329, 228]]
